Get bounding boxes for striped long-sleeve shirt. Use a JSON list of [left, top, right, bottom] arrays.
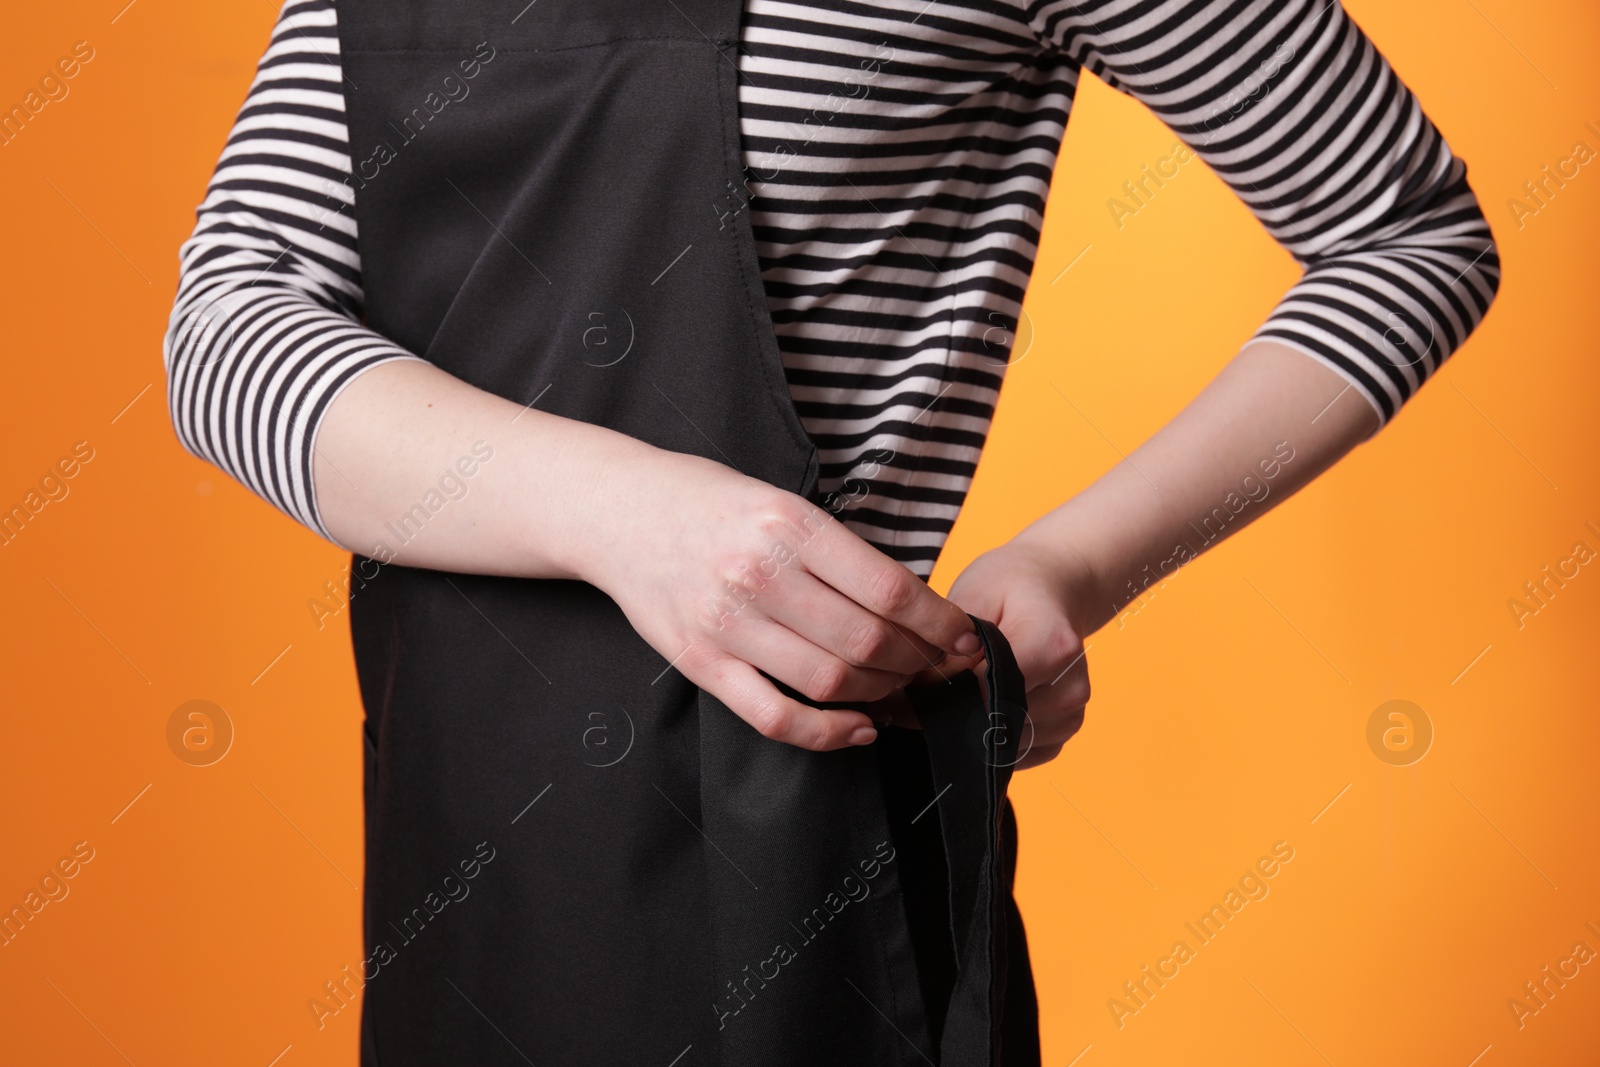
[[163, 0, 1499, 578]]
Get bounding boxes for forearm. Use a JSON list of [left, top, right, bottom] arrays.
[[1011, 339, 1380, 636], [311, 358, 667, 582]]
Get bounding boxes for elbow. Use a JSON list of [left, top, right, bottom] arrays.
[[1454, 172, 1504, 344], [161, 289, 226, 469], [1472, 207, 1503, 320]]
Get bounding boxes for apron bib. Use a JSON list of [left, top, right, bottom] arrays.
[[337, 2, 1040, 1062]]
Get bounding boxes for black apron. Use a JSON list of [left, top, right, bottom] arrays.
[[338, 2, 1040, 1063]]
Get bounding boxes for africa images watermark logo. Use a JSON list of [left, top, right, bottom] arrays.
[[713, 840, 896, 1030], [1107, 841, 1296, 1029]]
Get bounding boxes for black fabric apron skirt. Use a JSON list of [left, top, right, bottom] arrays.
[[338, 2, 1041, 1063]]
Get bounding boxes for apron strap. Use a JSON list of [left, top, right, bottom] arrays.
[[909, 614, 1031, 1066]]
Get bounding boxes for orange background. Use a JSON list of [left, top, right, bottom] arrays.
[[2, 2, 1596, 1064]]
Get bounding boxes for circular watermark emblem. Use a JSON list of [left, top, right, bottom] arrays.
[[582, 708, 635, 768], [166, 699, 234, 767], [577, 305, 634, 367], [1366, 699, 1432, 767], [960, 697, 1034, 769], [1362, 309, 1438, 374], [978, 306, 1035, 368], [169, 297, 239, 370]]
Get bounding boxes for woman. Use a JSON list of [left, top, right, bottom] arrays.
[[163, 0, 1498, 1063]]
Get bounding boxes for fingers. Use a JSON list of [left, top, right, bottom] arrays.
[[1012, 624, 1088, 695], [1039, 633, 1090, 720], [759, 570, 949, 676], [862, 687, 921, 731], [908, 649, 985, 688], [1016, 742, 1064, 771], [719, 614, 914, 705], [921, 618, 1087, 770], [797, 510, 980, 659], [1009, 625, 1089, 768], [685, 645, 878, 751], [1026, 700, 1085, 748]]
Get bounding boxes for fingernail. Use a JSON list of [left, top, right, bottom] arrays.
[[849, 726, 878, 746], [954, 631, 981, 656]]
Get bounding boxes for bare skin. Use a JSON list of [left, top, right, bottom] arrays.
[[313, 336, 1379, 766], [907, 338, 1379, 768]]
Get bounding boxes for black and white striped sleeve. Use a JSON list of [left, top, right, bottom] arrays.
[[162, 0, 424, 539], [1030, 0, 1501, 425]]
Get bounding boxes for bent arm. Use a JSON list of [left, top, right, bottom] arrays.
[[162, 0, 980, 751], [161, 0, 425, 543], [158, 0, 647, 580], [1014, 0, 1500, 629]]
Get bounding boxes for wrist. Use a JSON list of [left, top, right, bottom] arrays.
[[520, 420, 669, 588], [1006, 521, 1115, 636], [1012, 500, 1207, 637]]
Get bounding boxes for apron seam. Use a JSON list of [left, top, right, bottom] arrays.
[[716, 36, 819, 484]]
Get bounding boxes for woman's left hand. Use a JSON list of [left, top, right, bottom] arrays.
[[876, 536, 1101, 770]]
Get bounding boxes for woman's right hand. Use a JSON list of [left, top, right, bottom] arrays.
[[571, 446, 982, 752], [310, 360, 975, 750]]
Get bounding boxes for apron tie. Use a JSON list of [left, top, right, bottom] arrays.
[[906, 613, 1032, 1066]]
